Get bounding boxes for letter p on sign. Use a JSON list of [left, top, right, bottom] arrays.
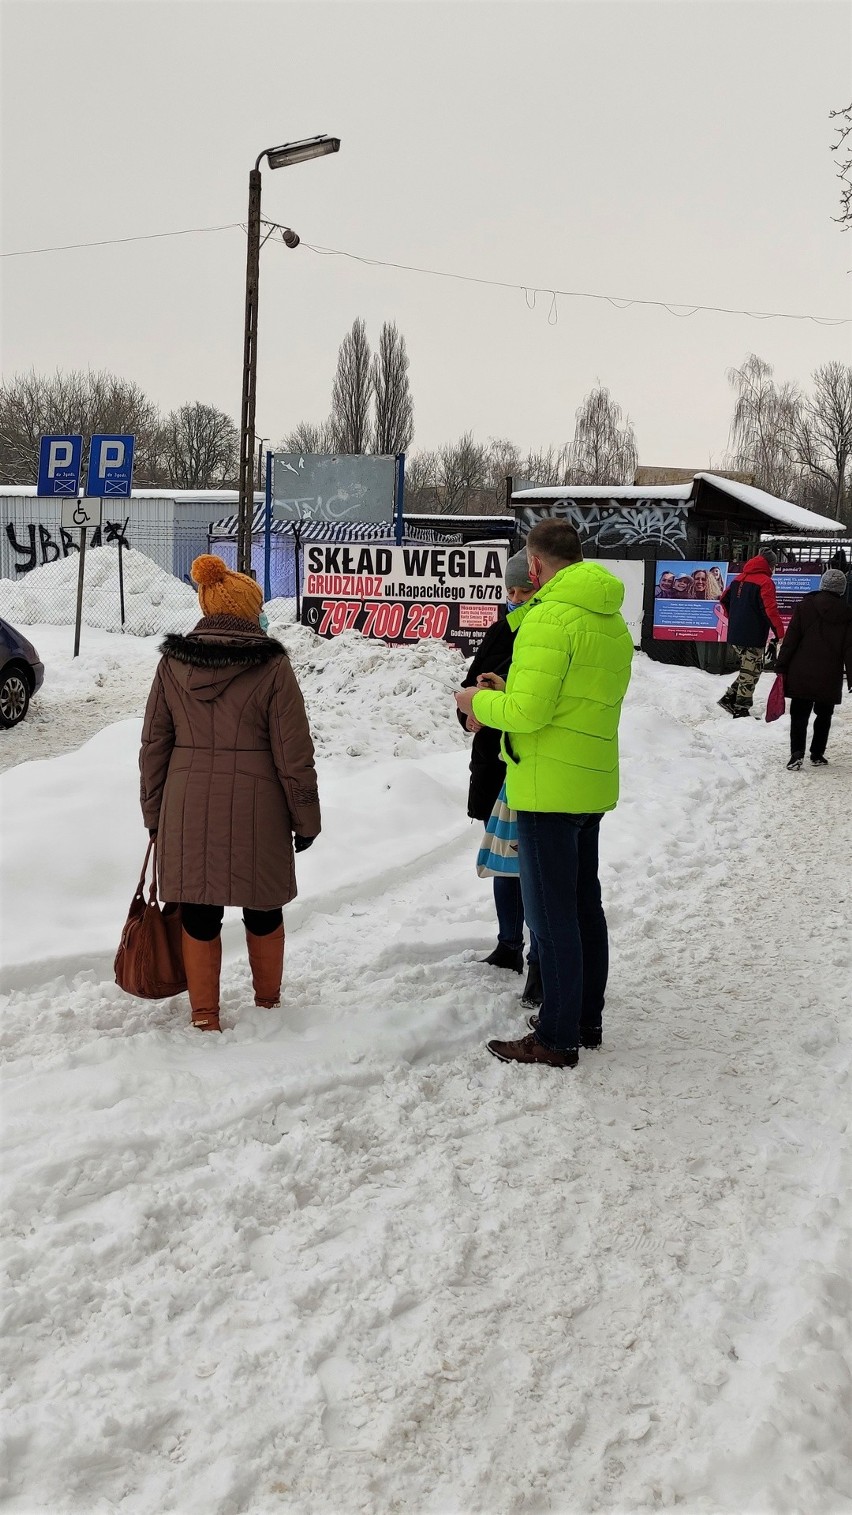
[[48, 441, 74, 477], [99, 441, 125, 475]]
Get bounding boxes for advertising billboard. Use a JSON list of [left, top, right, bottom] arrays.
[[653, 561, 824, 642], [300, 541, 509, 657]]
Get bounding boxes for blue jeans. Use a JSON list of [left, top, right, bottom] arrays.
[[516, 811, 608, 1052], [492, 876, 539, 963]]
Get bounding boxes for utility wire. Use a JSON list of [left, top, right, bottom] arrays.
[[1, 222, 243, 258], [4, 215, 849, 326], [288, 234, 850, 327]]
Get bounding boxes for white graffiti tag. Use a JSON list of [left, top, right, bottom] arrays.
[[519, 499, 689, 557]]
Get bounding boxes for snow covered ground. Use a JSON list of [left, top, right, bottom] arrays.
[[1, 600, 851, 1514]]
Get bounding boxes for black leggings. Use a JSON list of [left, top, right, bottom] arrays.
[[789, 698, 834, 759], [181, 904, 284, 942]]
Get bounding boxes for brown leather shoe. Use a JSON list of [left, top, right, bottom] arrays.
[[245, 924, 285, 1008], [527, 1014, 601, 1049], [487, 1032, 578, 1068], [182, 930, 222, 1032]]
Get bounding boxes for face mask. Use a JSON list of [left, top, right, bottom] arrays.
[[527, 564, 541, 591], [258, 611, 269, 632]]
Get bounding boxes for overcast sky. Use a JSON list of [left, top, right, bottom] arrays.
[[2, 0, 850, 471]]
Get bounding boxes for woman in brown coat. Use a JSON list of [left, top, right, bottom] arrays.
[[140, 555, 321, 1031]]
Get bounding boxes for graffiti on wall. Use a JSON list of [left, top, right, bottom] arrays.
[[518, 499, 689, 558], [4, 517, 131, 574]]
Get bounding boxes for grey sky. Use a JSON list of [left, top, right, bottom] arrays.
[[2, 0, 850, 472]]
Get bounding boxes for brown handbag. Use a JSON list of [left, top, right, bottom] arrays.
[[114, 839, 187, 999]]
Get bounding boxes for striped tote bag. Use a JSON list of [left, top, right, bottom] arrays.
[[476, 784, 520, 879]]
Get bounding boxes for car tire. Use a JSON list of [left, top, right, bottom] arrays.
[[0, 666, 31, 728]]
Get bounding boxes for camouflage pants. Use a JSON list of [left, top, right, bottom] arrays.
[[721, 646, 764, 712]]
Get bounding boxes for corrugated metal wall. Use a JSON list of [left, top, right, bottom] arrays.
[[0, 494, 244, 585]]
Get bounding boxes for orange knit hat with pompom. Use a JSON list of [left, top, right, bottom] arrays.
[[191, 555, 263, 623]]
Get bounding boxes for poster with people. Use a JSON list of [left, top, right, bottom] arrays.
[[653, 559, 827, 641], [653, 561, 729, 641]]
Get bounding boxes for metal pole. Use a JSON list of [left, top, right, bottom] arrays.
[[237, 167, 262, 575], [294, 523, 302, 623], [118, 535, 126, 630], [73, 526, 87, 657], [394, 454, 406, 546], [263, 451, 273, 602]]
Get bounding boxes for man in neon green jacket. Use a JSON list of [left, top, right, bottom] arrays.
[[455, 519, 633, 1068]]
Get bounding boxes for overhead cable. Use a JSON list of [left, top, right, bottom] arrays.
[[288, 234, 850, 327]]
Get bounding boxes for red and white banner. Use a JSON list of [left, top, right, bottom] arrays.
[[300, 542, 509, 657]]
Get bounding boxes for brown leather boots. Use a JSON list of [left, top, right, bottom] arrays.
[[182, 931, 222, 1033], [245, 924, 285, 1008], [182, 923, 285, 1030]]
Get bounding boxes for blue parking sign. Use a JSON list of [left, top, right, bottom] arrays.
[[38, 435, 83, 496], [85, 434, 135, 498]]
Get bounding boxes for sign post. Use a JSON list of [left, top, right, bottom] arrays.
[[83, 434, 135, 651], [37, 433, 136, 656], [61, 499, 103, 657]]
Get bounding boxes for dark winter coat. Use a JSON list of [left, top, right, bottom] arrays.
[[719, 555, 785, 648], [139, 615, 321, 909], [775, 591, 852, 706], [456, 612, 518, 820]]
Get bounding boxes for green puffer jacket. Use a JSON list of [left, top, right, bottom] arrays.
[[472, 561, 634, 814]]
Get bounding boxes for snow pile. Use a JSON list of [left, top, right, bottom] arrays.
[[1, 657, 851, 1512], [0, 546, 199, 636], [275, 617, 468, 759], [0, 610, 470, 776]]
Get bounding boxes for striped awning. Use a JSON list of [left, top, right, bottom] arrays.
[[209, 514, 471, 545]]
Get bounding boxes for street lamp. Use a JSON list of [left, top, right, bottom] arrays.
[[237, 134, 340, 575]]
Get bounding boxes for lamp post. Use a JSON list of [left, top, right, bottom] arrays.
[[237, 134, 340, 575]]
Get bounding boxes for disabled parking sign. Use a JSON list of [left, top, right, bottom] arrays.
[[85, 434, 135, 497]]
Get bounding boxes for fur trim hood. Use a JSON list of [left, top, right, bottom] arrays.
[[160, 615, 287, 671]]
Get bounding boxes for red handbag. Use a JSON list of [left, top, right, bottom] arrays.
[[765, 673, 786, 723], [114, 840, 186, 999]]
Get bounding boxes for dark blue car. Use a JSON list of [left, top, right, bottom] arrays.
[[0, 618, 44, 728]]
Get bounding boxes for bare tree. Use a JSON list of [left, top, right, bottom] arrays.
[[566, 386, 638, 485], [436, 432, 488, 514], [482, 437, 523, 510], [830, 101, 852, 228], [725, 354, 800, 499], [331, 318, 373, 454], [521, 443, 572, 488], [372, 322, 414, 455], [0, 369, 163, 485], [791, 362, 852, 518], [277, 418, 339, 455], [403, 449, 440, 512], [160, 402, 239, 489]]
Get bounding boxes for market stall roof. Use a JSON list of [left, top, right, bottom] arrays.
[[512, 483, 694, 501], [693, 474, 844, 534]]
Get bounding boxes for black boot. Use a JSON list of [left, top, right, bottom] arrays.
[[482, 943, 524, 973], [520, 960, 543, 1008]]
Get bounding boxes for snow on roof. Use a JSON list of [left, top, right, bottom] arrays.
[[694, 474, 844, 534], [0, 486, 261, 502], [512, 483, 695, 502]]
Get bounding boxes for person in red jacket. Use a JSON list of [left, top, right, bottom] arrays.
[[717, 551, 785, 717]]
